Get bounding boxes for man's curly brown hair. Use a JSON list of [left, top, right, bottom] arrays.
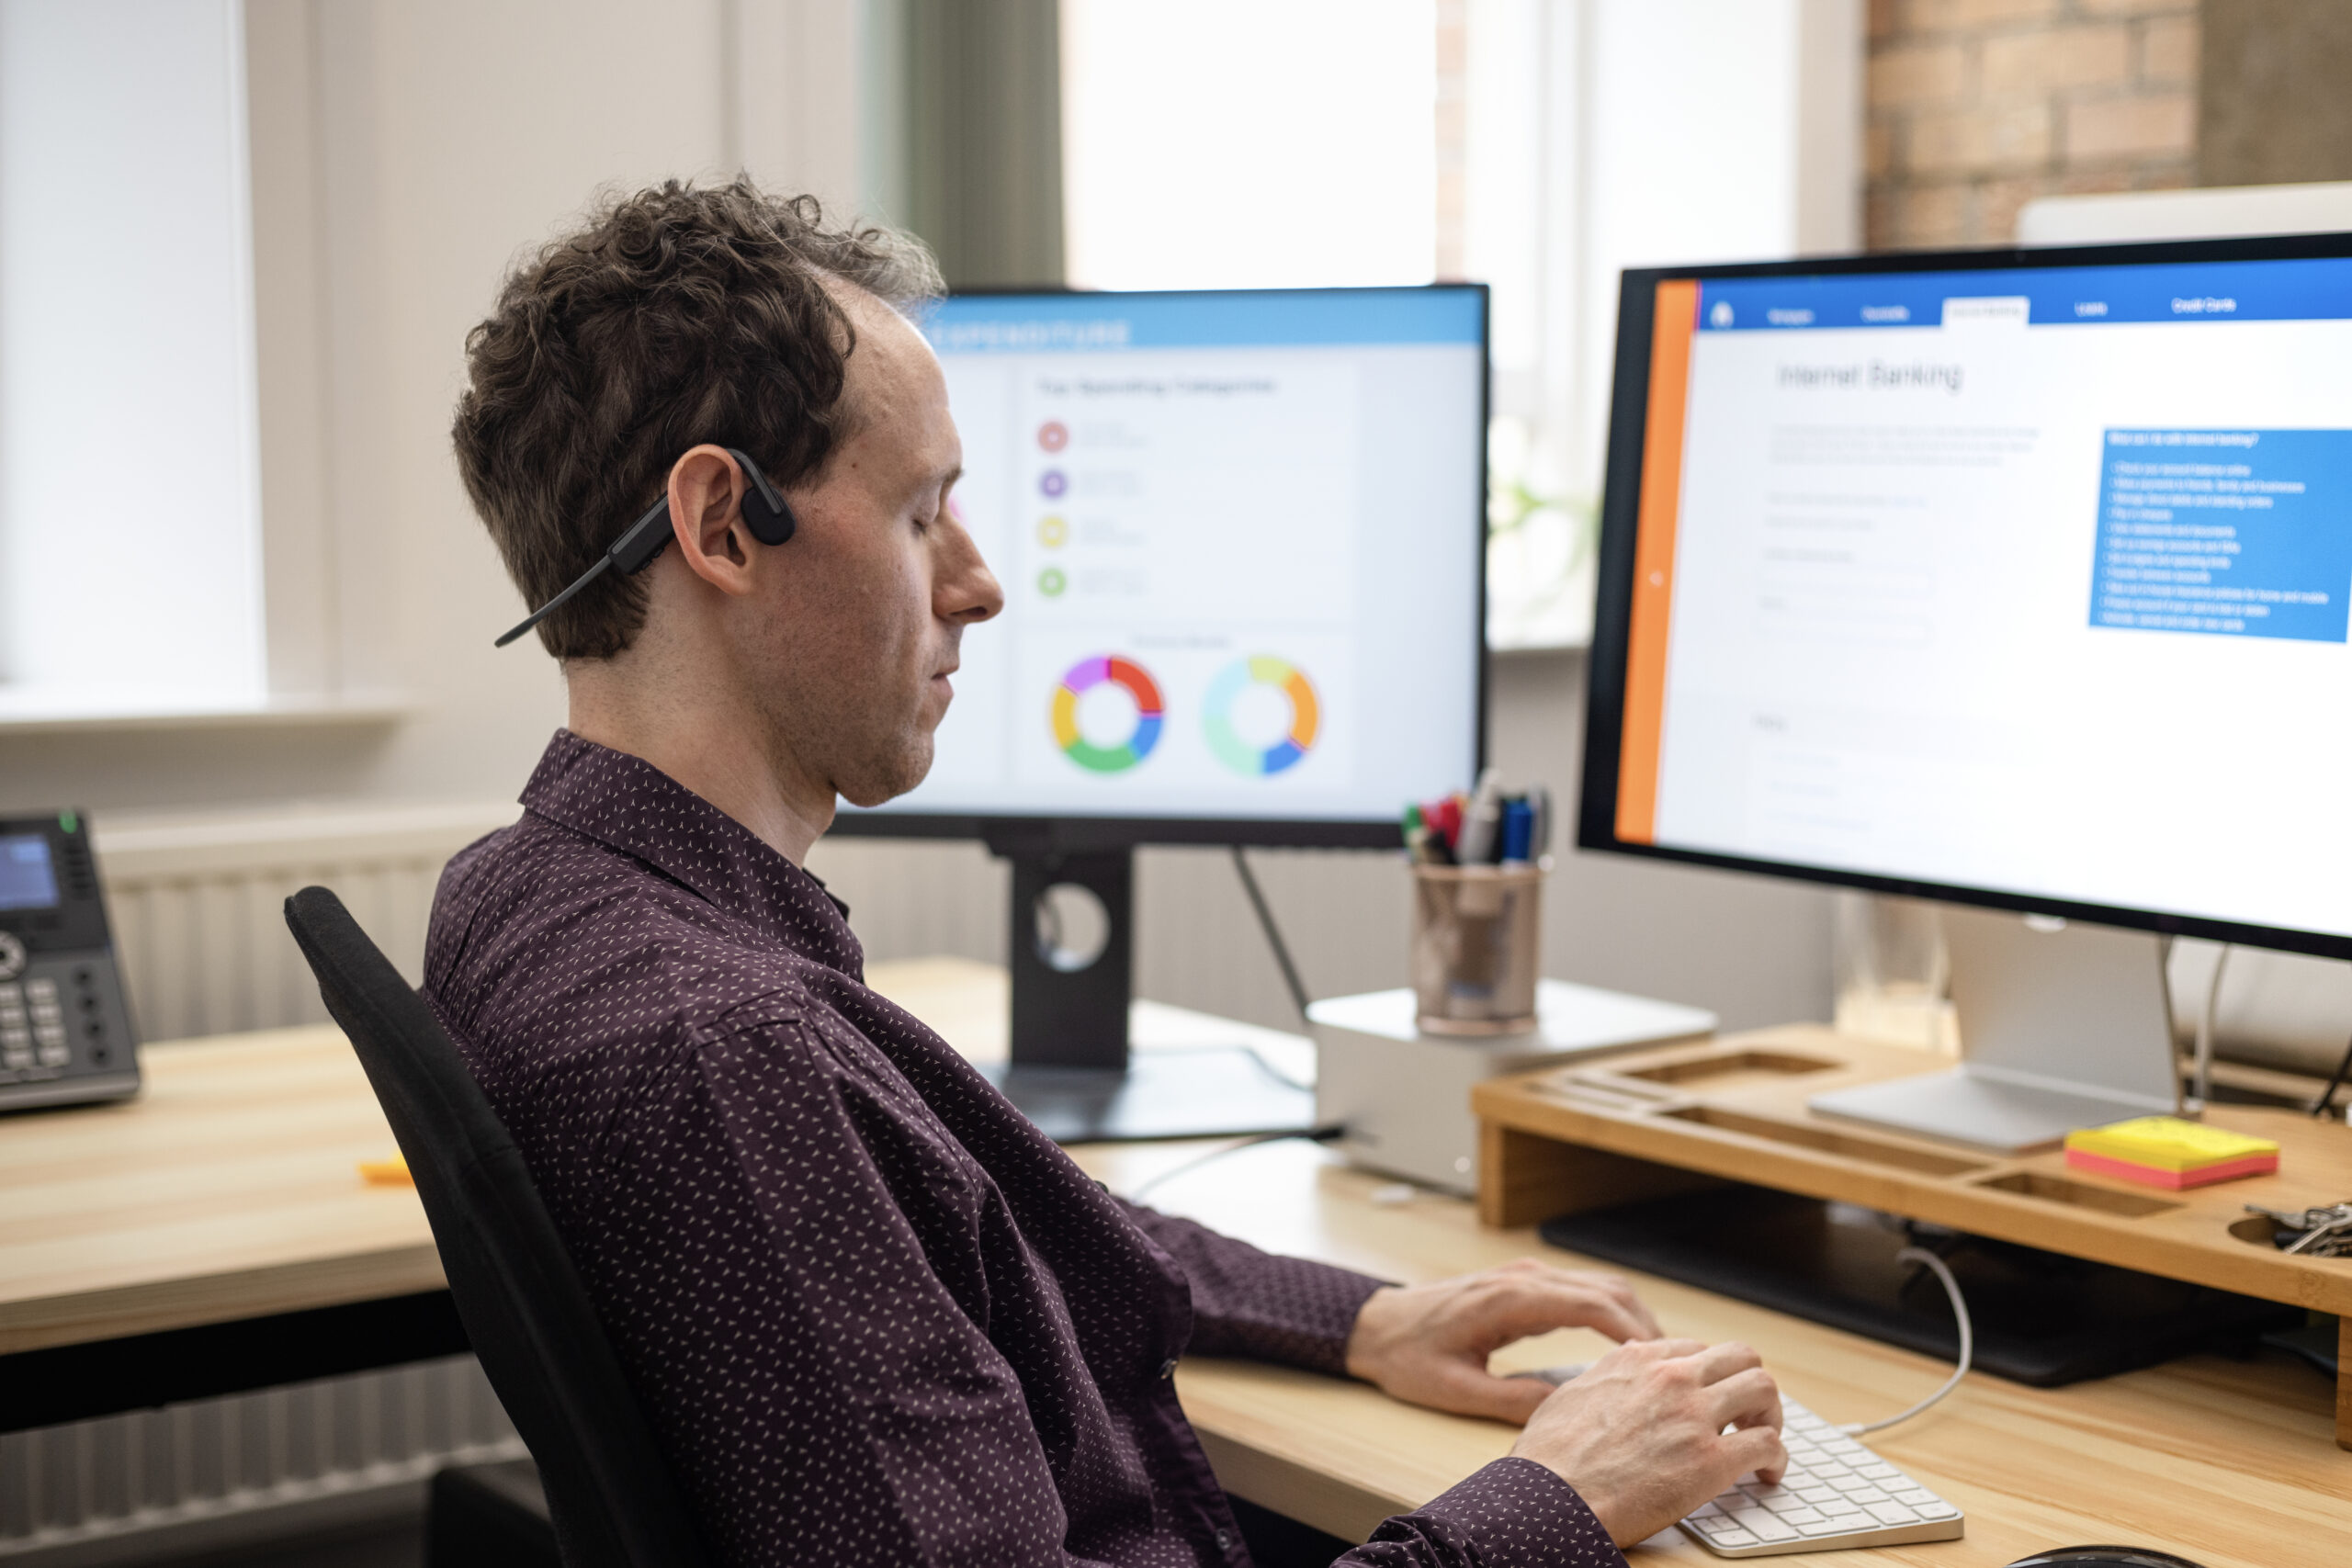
[[452, 177, 944, 659]]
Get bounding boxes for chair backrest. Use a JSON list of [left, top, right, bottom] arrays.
[[284, 886, 715, 1568]]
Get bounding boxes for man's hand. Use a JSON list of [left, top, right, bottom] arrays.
[[1510, 1337, 1786, 1548], [1342, 1258, 1663, 1423]]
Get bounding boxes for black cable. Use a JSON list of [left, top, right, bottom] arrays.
[[1125, 1123, 1348, 1205], [494, 554, 613, 648], [1230, 845, 1314, 1027], [2311, 1028, 2352, 1119]]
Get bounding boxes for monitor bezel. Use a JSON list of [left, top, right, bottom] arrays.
[[832, 280, 1492, 852], [1579, 229, 2352, 963]]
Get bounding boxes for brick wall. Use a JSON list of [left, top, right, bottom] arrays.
[[1867, 0, 2200, 250]]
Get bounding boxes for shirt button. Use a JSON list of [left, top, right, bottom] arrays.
[[1215, 1529, 1231, 1550], [1159, 1358, 1179, 1379]]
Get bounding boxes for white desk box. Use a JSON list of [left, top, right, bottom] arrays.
[[1308, 981, 1716, 1194]]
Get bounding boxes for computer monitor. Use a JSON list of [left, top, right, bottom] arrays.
[[1579, 232, 2352, 1149], [833, 285, 1490, 1139]]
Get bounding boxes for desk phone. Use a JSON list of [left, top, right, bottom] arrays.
[[0, 810, 139, 1111]]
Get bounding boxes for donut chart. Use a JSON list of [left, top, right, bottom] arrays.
[[1052, 655, 1164, 773], [1204, 656, 1319, 775]]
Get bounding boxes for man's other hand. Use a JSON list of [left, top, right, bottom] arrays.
[[1510, 1337, 1786, 1548], [1341, 1258, 1662, 1422]]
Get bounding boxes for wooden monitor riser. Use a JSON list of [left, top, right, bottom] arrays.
[[1471, 1026, 2352, 1452]]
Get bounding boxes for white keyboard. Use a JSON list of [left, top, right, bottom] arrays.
[[1523, 1368, 1964, 1557], [1683, 1399, 1963, 1557]]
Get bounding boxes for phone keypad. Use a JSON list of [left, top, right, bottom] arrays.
[[0, 961, 118, 1080], [0, 982, 29, 1069]]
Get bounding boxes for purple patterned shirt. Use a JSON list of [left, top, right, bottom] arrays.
[[424, 731, 1624, 1568]]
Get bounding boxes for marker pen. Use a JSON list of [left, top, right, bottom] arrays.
[[1499, 799, 1534, 864], [1456, 767, 1505, 864]]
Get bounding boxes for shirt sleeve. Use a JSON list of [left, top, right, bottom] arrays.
[[1342, 1459, 1630, 1568], [1115, 1200, 1390, 1375]]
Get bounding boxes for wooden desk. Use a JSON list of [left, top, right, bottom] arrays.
[[0, 957, 1310, 1359], [1093, 1137, 2351, 1566], [5, 961, 2346, 1563]]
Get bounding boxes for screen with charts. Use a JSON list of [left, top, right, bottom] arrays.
[[847, 287, 1487, 835], [1592, 244, 2352, 953]]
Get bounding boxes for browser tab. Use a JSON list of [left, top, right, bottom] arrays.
[[1941, 295, 2030, 328]]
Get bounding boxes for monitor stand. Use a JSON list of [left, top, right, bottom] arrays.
[[1808, 905, 2181, 1154], [978, 834, 1318, 1144]]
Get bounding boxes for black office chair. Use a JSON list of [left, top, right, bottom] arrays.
[[283, 886, 715, 1568]]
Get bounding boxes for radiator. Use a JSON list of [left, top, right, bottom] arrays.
[[0, 1359, 525, 1563], [91, 803, 522, 1043]]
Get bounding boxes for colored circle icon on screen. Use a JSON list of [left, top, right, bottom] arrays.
[[1037, 420, 1069, 452], [1204, 656, 1319, 776], [1037, 515, 1069, 547], [1037, 566, 1067, 597], [1039, 469, 1067, 498], [1053, 655, 1164, 773]]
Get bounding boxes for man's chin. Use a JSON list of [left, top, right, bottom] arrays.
[[836, 738, 936, 810]]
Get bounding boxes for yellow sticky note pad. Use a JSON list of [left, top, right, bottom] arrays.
[[2064, 1116, 2278, 1188], [2066, 1116, 2278, 1170]]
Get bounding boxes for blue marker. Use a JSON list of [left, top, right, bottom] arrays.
[[1499, 799, 1534, 864]]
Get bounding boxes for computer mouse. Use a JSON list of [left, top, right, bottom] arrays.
[[2005, 1548, 2208, 1568]]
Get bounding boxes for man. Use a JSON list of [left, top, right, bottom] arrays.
[[430, 179, 1783, 1568]]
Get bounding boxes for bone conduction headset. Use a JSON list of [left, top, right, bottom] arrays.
[[493, 447, 797, 648]]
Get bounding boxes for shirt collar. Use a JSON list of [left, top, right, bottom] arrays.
[[519, 729, 859, 965]]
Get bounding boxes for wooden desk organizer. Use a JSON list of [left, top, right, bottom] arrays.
[[1472, 1025, 2352, 1450]]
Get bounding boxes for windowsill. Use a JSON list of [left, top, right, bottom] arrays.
[[0, 691, 414, 736]]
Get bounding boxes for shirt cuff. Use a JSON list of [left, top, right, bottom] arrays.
[[1233, 1251, 1389, 1376], [1371, 1457, 1628, 1568]]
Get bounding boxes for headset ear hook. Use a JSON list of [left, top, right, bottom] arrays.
[[492, 447, 800, 649], [723, 447, 797, 547]]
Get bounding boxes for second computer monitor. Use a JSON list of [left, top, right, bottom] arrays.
[[1584, 235, 2352, 962], [841, 285, 1489, 846]]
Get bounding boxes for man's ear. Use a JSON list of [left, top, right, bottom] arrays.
[[665, 445, 758, 594]]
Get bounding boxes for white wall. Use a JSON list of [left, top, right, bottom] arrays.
[[0, 0, 1834, 1035]]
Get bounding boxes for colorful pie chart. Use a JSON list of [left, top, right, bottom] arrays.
[[1052, 655, 1164, 773], [1204, 656, 1319, 776]]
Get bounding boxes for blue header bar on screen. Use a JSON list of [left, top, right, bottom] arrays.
[[1693, 255, 2352, 332], [922, 288, 1486, 353]]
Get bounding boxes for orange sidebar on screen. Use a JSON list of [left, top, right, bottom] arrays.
[[1613, 278, 1699, 846]]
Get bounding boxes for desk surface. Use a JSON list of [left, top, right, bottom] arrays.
[[4, 957, 2346, 1563]]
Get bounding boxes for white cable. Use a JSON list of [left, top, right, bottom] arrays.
[[1124, 1127, 1341, 1205], [1838, 1247, 1973, 1436], [2191, 943, 2233, 1114]]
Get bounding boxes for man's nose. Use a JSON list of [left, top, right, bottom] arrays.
[[941, 527, 1005, 625]]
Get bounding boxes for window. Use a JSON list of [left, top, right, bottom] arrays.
[[0, 0, 265, 719], [1056, 0, 1597, 647], [1060, 0, 1438, 292], [1059, 0, 1860, 649]]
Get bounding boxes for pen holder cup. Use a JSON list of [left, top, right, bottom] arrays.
[[1410, 863, 1544, 1035]]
